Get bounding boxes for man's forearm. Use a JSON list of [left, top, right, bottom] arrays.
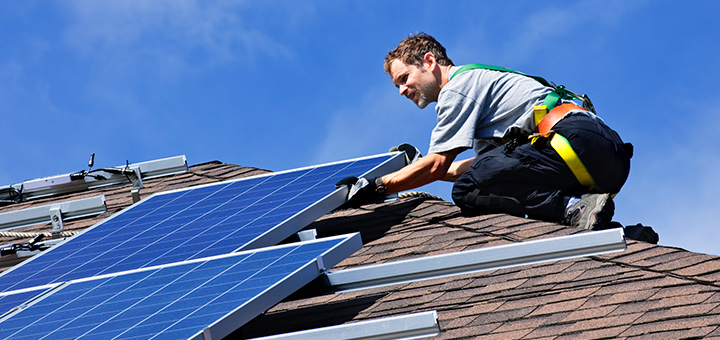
[[381, 149, 462, 193], [382, 157, 443, 193], [443, 157, 473, 182]]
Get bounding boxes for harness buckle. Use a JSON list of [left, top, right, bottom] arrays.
[[528, 130, 555, 145]]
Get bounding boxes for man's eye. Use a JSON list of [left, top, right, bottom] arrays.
[[400, 75, 408, 84]]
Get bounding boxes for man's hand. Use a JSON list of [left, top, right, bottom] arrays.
[[389, 143, 422, 165], [335, 176, 386, 208]]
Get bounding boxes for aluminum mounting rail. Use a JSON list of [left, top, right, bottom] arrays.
[[0, 195, 106, 231], [247, 311, 439, 340], [326, 228, 627, 292], [6, 155, 187, 200]]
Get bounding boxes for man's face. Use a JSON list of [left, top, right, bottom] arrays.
[[389, 59, 439, 109]]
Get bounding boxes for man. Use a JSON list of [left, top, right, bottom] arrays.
[[339, 33, 632, 230]]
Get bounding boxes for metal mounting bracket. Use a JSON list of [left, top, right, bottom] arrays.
[[49, 207, 63, 234], [297, 229, 317, 241], [128, 166, 143, 189], [130, 188, 141, 204]]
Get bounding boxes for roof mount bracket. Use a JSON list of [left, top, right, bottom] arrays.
[[128, 166, 143, 204], [130, 188, 141, 204], [297, 229, 317, 241], [127, 166, 143, 189], [49, 207, 63, 235]]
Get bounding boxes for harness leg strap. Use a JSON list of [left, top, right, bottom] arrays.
[[548, 133, 598, 192]]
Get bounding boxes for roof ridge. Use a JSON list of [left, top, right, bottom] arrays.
[[188, 162, 271, 182]]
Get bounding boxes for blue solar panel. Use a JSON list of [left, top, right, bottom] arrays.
[[0, 153, 403, 293], [0, 233, 362, 340]]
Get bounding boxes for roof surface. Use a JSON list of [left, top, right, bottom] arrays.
[[2, 160, 720, 339]]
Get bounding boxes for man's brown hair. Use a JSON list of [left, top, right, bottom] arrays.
[[384, 32, 454, 74]]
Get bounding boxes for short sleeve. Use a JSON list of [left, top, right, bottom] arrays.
[[427, 89, 478, 154]]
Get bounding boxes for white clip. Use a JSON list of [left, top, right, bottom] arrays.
[[297, 229, 317, 241]]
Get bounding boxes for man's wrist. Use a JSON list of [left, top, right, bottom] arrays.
[[373, 177, 387, 195]]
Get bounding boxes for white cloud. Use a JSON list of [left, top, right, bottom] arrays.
[[61, 0, 295, 73]]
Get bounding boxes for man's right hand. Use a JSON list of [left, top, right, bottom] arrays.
[[334, 176, 386, 208]]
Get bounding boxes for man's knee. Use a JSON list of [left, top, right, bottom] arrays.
[[453, 189, 525, 217]]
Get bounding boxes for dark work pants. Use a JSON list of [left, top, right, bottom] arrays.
[[451, 113, 633, 222]]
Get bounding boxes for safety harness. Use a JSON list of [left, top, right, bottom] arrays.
[[450, 64, 601, 193]]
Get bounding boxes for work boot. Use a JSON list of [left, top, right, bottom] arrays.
[[564, 193, 614, 230]]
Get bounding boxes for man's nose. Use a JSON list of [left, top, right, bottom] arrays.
[[399, 85, 408, 96]]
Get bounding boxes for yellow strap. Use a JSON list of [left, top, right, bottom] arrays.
[[549, 133, 597, 191], [533, 105, 547, 127]]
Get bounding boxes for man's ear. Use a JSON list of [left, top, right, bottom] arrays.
[[423, 52, 437, 71]]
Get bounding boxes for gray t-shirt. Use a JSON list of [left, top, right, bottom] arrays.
[[428, 66, 552, 156]]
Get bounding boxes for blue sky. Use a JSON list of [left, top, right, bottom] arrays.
[[1, 1, 718, 256]]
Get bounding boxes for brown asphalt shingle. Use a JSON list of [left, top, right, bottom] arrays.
[[237, 195, 720, 339]]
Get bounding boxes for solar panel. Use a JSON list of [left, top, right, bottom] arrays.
[[0, 153, 403, 293], [0, 233, 362, 340]]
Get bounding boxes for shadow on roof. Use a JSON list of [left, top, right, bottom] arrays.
[[308, 198, 433, 245]]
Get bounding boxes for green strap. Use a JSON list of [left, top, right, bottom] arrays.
[[543, 91, 562, 111], [450, 63, 582, 111], [450, 63, 552, 87]]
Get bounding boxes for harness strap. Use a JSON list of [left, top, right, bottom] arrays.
[[450, 64, 590, 113], [450, 63, 552, 86], [548, 133, 597, 192], [529, 131, 603, 193]]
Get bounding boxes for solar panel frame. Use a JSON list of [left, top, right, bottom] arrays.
[[0, 153, 403, 293], [0, 233, 362, 340], [0, 288, 49, 321]]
